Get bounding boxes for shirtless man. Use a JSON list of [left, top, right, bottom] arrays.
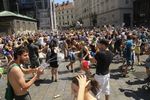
[[8, 46, 42, 100]]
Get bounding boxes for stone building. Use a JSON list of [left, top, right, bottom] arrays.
[[74, 0, 90, 27], [0, 0, 36, 18], [0, 0, 57, 31], [35, 0, 57, 31], [0, 11, 37, 35], [55, 1, 75, 29], [133, 0, 150, 27], [74, 0, 134, 27]]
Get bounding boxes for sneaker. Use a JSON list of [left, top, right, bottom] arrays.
[[52, 76, 54, 81], [138, 62, 141, 65], [71, 70, 73, 73], [121, 74, 129, 78], [55, 79, 57, 82]]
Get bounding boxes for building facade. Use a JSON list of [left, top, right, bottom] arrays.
[[133, 0, 150, 27], [74, 0, 91, 27], [0, 0, 57, 31], [0, 0, 35, 17], [74, 0, 134, 27], [18, 0, 36, 18], [0, 11, 37, 35], [55, 1, 75, 29], [35, 0, 57, 31]]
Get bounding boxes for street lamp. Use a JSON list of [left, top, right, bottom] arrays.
[[16, 2, 19, 14]]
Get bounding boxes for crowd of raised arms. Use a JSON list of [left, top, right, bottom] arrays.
[[0, 25, 150, 100]]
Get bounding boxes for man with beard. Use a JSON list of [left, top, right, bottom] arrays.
[[7, 46, 42, 100]]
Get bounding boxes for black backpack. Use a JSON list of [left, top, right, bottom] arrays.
[[49, 39, 57, 48]]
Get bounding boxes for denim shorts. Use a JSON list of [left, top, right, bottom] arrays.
[[68, 53, 76, 61]]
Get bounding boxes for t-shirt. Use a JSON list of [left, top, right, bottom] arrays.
[[114, 38, 122, 48], [27, 43, 39, 60], [125, 40, 133, 51], [49, 38, 58, 48], [95, 50, 113, 75]]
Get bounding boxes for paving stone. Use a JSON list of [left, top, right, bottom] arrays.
[[0, 55, 150, 100]]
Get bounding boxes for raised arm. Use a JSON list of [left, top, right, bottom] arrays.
[[76, 75, 89, 100]]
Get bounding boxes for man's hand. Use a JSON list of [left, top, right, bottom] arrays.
[[36, 67, 44, 78], [33, 67, 44, 79]]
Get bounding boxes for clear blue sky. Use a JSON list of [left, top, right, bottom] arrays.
[[54, 0, 73, 4]]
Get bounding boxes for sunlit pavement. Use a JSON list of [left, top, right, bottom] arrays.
[[0, 55, 150, 100]]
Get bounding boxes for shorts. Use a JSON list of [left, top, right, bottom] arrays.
[[94, 73, 110, 96], [14, 92, 31, 100], [68, 53, 76, 62], [90, 51, 96, 57], [126, 52, 134, 65]]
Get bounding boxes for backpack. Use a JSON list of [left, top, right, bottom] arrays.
[[5, 63, 19, 100], [49, 39, 57, 48]]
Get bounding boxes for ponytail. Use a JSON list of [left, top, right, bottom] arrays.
[[87, 78, 100, 96], [90, 79, 100, 95]]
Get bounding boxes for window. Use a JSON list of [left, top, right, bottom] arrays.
[[123, 13, 131, 27], [125, 0, 129, 4], [36, 1, 42, 9], [44, 0, 48, 9], [101, 2, 104, 12], [42, 12, 48, 17]]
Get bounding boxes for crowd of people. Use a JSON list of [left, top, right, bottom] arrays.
[[0, 25, 150, 100]]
